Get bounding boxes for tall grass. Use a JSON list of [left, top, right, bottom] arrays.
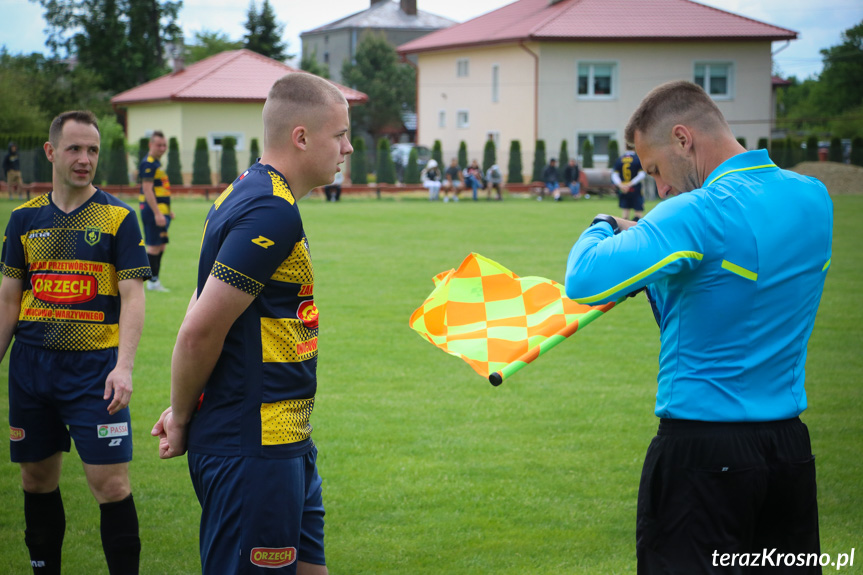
[[0, 192, 860, 574]]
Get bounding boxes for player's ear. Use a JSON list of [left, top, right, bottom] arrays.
[[291, 126, 307, 151], [43, 141, 55, 163]]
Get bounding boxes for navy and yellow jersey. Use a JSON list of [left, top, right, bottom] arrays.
[[1, 190, 151, 351], [138, 155, 171, 215], [187, 162, 318, 459], [613, 151, 644, 193]]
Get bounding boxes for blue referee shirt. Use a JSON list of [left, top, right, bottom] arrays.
[[565, 150, 833, 422]]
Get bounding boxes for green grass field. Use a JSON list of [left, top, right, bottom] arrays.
[[0, 191, 860, 574]]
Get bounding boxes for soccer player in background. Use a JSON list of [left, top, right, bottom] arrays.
[[566, 81, 831, 573], [138, 130, 172, 292], [0, 110, 150, 574], [152, 73, 352, 575], [612, 143, 646, 220]]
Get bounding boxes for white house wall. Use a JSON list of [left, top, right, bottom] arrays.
[[416, 39, 773, 175]]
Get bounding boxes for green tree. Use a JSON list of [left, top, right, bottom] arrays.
[[805, 135, 819, 162], [817, 22, 863, 116], [850, 136, 863, 167], [341, 33, 415, 142], [432, 140, 443, 167], [405, 147, 420, 184], [581, 140, 594, 168], [220, 136, 238, 183], [376, 138, 396, 184], [186, 29, 242, 65], [736, 137, 747, 150], [532, 140, 546, 182], [757, 137, 769, 151], [192, 137, 211, 185], [607, 140, 620, 169], [557, 140, 569, 180], [107, 136, 129, 185], [351, 137, 367, 184], [507, 140, 523, 184], [829, 137, 843, 162], [243, 0, 290, 61], [33, 0, 181, 93], [457, 141, 468, 169], [771, 139, 786, 167], [166, 136, 182, 185], [138, 137, 150, 169], [249, 138, 260, 167], [300, 47, 329, 79], [482, 138, 496, 174]]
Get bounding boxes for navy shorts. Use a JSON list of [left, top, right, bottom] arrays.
[[139, 203, 171, 247], [619, 189, 644, 211], [8, 342, 132, 465], [188, 446, 325, 574]]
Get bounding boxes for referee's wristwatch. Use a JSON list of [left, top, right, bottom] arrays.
[[591, 214, 620, 235]]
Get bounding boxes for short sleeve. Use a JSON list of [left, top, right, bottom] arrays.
[[114, 209, 151, 281], [211, 198, 302, 297], [140, 159, 156, 180], [2, 214, 26, 279]]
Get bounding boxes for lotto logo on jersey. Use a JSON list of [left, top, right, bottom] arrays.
[[10, 426, 25, 441], [297, 299, 319, 329], [250, 547, 296, 568], [97, 423, 129, 438], [31, 273, 97, 304]]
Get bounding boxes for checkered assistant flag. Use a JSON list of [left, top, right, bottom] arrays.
[[409, 253, 621, 385]]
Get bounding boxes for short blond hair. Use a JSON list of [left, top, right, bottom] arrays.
[[262, 73, 347, 149], [624, 81, 727, 147]]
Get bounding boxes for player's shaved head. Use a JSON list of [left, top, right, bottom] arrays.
[[625, 81, 729, 147], [263, 73, 348, 149]]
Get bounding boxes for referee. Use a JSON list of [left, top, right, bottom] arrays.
[[565, 81, 832, 574]]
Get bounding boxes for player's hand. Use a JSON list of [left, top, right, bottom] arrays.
[[155, 212, 167, 227], [104, 367, 133, 415], [617, 217, 638, 231], [151, 407, 188, 459], [619, 184, 631, 193]]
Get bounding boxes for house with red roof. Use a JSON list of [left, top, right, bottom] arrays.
[[111, 49, 367, 184], [397, 0, 796, 174]]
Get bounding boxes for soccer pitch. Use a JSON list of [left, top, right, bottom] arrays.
[[0, 193, 860, 574]]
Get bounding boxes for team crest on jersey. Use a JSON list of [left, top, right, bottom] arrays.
[[97, 423, 129, 438], [297, 299, 319, 329], [85, 226, 101, 246], [10, 426, 25, 441], [250, 547, 296, 568]]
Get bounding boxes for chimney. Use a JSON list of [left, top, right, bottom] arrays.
[[400, 0, 417, 15]]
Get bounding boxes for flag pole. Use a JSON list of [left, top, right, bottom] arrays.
[[489, 299, 623, 386]]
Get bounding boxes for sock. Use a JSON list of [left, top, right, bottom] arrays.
[[24, 488, 65, 575], [147, 253, 162, 280], [100, 494, 140, 575]]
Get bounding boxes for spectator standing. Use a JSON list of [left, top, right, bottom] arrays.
[[3, 142, 23, 199], [442, 158, 464, 203]]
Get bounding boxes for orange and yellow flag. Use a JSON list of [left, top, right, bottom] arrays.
[[409, 253, 620, 384]]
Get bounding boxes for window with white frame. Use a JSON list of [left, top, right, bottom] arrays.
[[438, 110, 446, 128], [694, 62, 733, 98], [457, 58, 469, 77], [577, 62, 616, 98], [491, 64, 500, 102], [208, 132, 245, 151], [577, 132, 614, 158], [456, 110, 469, 129]]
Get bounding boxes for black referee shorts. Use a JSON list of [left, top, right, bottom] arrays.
[[636, 417, 820, 574]]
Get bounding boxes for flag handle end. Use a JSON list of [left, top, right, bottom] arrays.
[[489, 372, 503, 386]]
